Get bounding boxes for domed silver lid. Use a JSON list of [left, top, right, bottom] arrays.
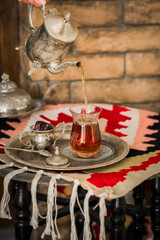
[[0, 73, 33, 118], [44, 9, 78, 43]]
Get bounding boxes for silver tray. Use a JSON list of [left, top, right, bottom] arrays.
[[0, 99, 45, 118], [4, 129, 129, 171]]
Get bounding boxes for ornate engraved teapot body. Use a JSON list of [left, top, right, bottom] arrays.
[[21, 5, 79, 75]]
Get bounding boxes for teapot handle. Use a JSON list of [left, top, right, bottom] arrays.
[[29, 4, 46, 30]]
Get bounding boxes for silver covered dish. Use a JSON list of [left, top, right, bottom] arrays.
[[0, 73, 44, 118]]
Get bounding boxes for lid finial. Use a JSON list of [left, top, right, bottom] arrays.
[[0, 73, 17, 92], [1, 73, 9, 82]]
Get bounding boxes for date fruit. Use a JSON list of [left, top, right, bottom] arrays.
[[34, 121, 53, 131]]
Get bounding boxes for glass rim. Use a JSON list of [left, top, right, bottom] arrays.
[[69, 104, 102, 115]]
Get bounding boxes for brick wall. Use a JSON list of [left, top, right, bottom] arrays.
[[18, 0, 160, 112]]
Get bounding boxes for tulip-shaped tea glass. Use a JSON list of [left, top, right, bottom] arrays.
[[70, 105, 102, 158]]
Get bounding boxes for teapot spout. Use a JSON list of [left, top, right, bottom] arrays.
[[48, 60, 80, 74]]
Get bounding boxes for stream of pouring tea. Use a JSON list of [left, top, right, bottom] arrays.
[[77, 62, 88, 112]]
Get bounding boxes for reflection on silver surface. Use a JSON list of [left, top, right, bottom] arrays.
[[0, 98, 45, 119], [19, 5, 79, 75], [0, 73, 45, 118], [5, 130, 129, 171]]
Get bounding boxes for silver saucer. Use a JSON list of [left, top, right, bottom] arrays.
[[60, 143, 114, 161]]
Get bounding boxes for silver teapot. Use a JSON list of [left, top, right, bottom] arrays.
[[17, 4, 79, 75]]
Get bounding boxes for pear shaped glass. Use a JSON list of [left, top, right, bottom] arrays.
[[70, 105, 102, 158]]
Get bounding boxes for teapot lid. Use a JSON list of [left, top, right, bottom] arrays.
[[44, 9, 78, 43]]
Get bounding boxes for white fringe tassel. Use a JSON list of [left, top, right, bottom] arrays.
[[30, 170, 44, 229], [83, 189, 94, 240], [70, 179, 80, 240], [41, 174, 61, 240], [99, 193, 107, 240], [0, 166, 28, 219]]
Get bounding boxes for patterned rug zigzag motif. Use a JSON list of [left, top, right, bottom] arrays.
[[40, 105, 132, 137], [40, 106, 160, 158], [87, 151, 160, 188], [1, 107, 159, 159], [146, 114, 160, 150], [0, 118, 20, 139], [99, 105, 131, 137], [128, 114, 160, 157]]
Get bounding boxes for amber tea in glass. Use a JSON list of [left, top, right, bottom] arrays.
[[70, 105, 102, 158]]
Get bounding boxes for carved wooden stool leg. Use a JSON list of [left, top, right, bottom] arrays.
[[75, 213, 94, 240], [133, 182, 145, 206], [12, 181, 32, 240], [110, 196, 126, 240], [75, 214, 84, 240], [151, 177, 160, 240], [132, 182, 145, 239]]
